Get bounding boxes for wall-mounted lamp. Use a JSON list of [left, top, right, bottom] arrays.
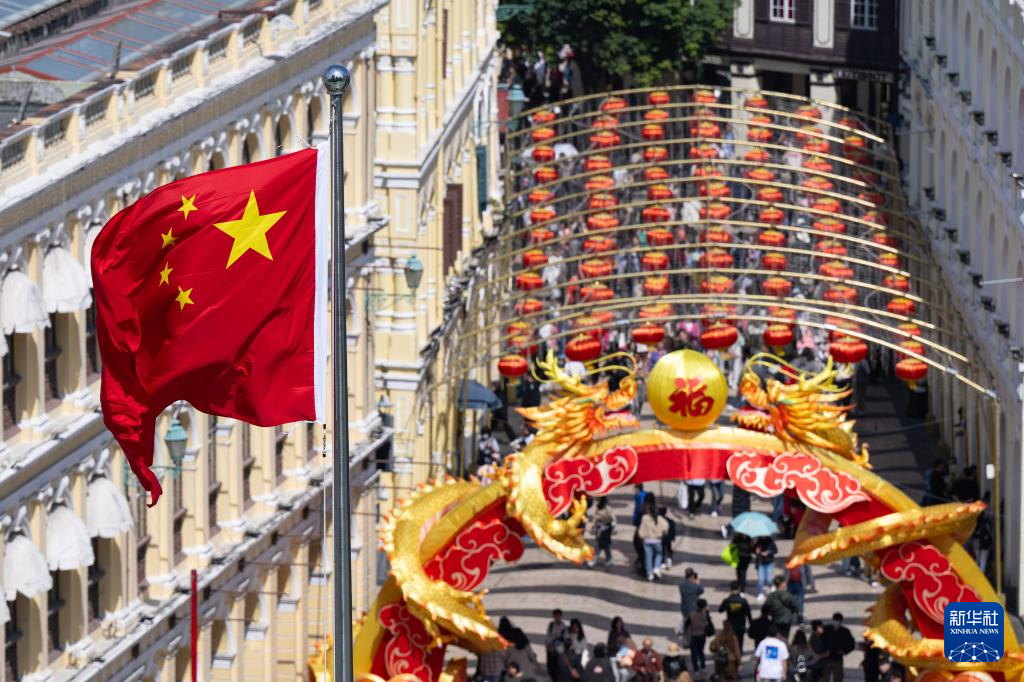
[[994, 319, 1010, 337], [923, 187, 935, 200], [980, 295, 995, 312], [956, 248, 970, 265], [932, 207, 946, 221], [969, 271, 983, 288], [943, 226, 958, 242], [971, 110, 985, 126]]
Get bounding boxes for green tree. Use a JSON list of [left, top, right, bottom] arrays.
[[500, 0, 737, 92]]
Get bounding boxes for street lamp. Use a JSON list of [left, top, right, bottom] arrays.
[[164, 417, 188, 475], [507, 84, 527, 132], [377, 394, 393, 429], [403, 254, 423, 292]]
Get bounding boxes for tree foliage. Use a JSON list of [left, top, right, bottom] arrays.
[[500, 0, 737, 92]]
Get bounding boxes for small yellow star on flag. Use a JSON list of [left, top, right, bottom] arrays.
[[175, 286, 194, 310], [159, 263, 172, 285], [213, 190, 286, 268], [161, 228, 177, 248], [178, 194, 198, 221]]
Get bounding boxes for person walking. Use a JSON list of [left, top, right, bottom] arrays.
[[790, 630, 815, 682], [821, 613, 856, 682], [754, 535, 778, 600], [632, 638, 665, 682], [686, 478, 706, 518], [734, 533, 754, 594], [638, 497, 668, 580], [763, 576, 799, 638], [709, 478, 725, 517], [688, 599, 712, 672], [568, 618, 590, 668], [786, 565, 806, 623], [718, 581, 753, 654], [589, 497, 616, 567], [755, 624, 790, 682], [659, 506, 677, 570], [606, 616, 634, 654], [921, 459, 949, 506], [546, 609, 570, 680], [679, 569, 704, 630], [709, 621, 742, 682]]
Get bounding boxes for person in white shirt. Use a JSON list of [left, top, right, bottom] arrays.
[[754, 624, 790, 682]]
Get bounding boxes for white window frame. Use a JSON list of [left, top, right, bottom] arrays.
[[851, 0, 879, 29], [770, 0, 796, 23]]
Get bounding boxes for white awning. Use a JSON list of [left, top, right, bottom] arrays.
[[46, 505, 95, 571], [86, 476, 134, 538], [4, 534, 53, 600], [43, 246, 93, 313], [0, 270, 48, 334]]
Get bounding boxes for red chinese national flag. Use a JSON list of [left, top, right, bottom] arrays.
[[92, 148, 327, 505]]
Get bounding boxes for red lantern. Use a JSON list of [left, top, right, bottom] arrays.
[[759, 207, 785, 224], [830, 336, 868, 364], [642, 251, 670, 271], [632, 324, 666, 345], [758, 229, 787, 248], [530, 227, 555, 244], [699, 181, 731, 198], [532, 144, 555, 163], [898, 340, 926, 359], [887, 297, 916, 316], [878, 253, 901, 268], [863, 210, 888, 225], [750, 114, 773, 125], [589, 193, 618, 209], [747, 127, 773, 142], [703, 227, 733, 244], [701, 323, 738, 350], [899, 322, 922, 337], [528, 188, 554, 205], [573, 315, 605, 339], [592, 115, 619, 130], [762, 276, 792, 297], [859, 191, 886, 206], [587, 212, 620, 231], [529, 206, 556, 223], [506, 321, 532, 336], [531, 110, 556, 125], [689, 144, 719, 159], [816, 239, 847, 257], [845, 149, 870, 163], [701, 275, 734, 293], [796, 125, 822, 141], [745, 95, 769, 109], [700, 202, 732, 220], [601, 96, 627, 112], [515, 298, 544, 315], [767, 306, 797, 324], [585, 175, 615, 191], [648, 90, 671, 105], [694, 164, 723, 178], [522, 250, 548, 268], [498, 354, 530, 378], [639, 303, 672, 319], [644, 146, 669, 162], [895, 358, 928, 388], [872, 232, 899, 248], [812, 198, 841, 213], [692, 121, 721, 137], [803, 156, 833, 172], [643, 276, 670, 296], [803, 140, 830, 154], [645, 108, 669, 121], [884, 274, 910, 292], [590, 130, 621, 148], [531, 127, 555, 143], [510, 334, 539, 356], [580, 283, 615, 302], [566, 335, 602, 362], [583, 236, 616, 253], [843, 134, 866, 152], [694, 89, 718, 103], [824, 285, 858, 304], [534, 166, 558, 183], [757, 187, 784, 203], [648, 184, 674, 201], [646, 228, 674, 246], [838, 117, 863, 130], [580, 259, 614, 278], [820, 260, 854, 279], [814, 218, 846, 234], [642, 205, 671, 223], [746, 167, 775, 182], [802, 176, 834, 192], [642, 124, 665, 141], [515, 272, 544, 291], [644, 166, 670, 181], [764, 323, 794, 352], [699, 248, 734, 269], [761, 252, 787, 271], [584, 155, 613, 172], [796, 104, 822, 119], [828, 320, 862, 341], [745, 147, 770, 163]]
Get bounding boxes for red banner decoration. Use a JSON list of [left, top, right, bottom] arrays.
[[378, 601, 444, 681], [878, 541, 981, 627], [543, 446, 640, 515], [727, 451, 870, 513]]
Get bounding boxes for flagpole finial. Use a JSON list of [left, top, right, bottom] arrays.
[[322, 65, 351, 95]]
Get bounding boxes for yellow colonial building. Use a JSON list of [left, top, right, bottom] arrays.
[[0, 0, 500, 677]]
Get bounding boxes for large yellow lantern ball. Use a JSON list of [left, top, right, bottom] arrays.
[[648, 349, 728, 431]]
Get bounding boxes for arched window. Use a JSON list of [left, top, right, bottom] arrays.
[[208, 151, 226, 171], [275, 117, 293, 156], [243, 132, 261, 165], [307, 96, 324, 140]]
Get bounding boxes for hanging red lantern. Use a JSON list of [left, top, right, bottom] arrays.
[[701, 202, 732, 220], [530, 227, 555, 244], [859, 191, 886, 206], [534, 166, 559, 183], [510, 334, 539, 356], [701, 322, 738, 350], [587, 212, 620, 231], [689, 143, 719, 159], [746, 95, 769, 109], [580, 259, 614, 278], [645, 108, 669, 121], [824, 285, 858, 304], [584, 155, 613, 172], [531, 110, 557, 125], [878, 252, 901, 268], [531, 127, 556, 143], [845, 149, 870, 164], [703, 226, 733, 244], [887, 297, 916, 316], [761, 252, 787, 271], [853, 168, 879, 184], [589, 192, 618, 209], [796, 104, 822, 119], [802, 176, 834, 192], [590, 130, 621, 148], [573, 315, 605, 338], [646, 228, 674, 246], [816, 239, 847, 257], [757, 187, 783, 203], [642, 205, 671, 223], [639, 303, 673, 319], [830, 336, 868, 365], [692, 122, 721, 138], [701, 275, 734, 293], [762, 276, 792, 297], [863, 210, 888, 225], [747, 127, 773, 142], [764, 323, 794, 353], [521, 250, 548, 268], [814, 217, 846, 234], [750, 114, 773, 125], [506, 321, 532, 336], [694, 164, 723, 178], [700, 181, 731, 198], [585, 175, 615, 191], [767, 306, 797, 324], [642, 123, 666, 141], [693, 89, 718, 103], [565, 335, 602, 362], [898, 340, 926, 359], [884, 274, 911, 292], [820, 260, 854, 279], [644, 166, 670, 181], [895, 358, 928, 389], [643, 276, 670, 296], [515, 298, 544, 315], [812, 198, 841, 213], [745, 147, 770, 163], [827, 320, 862, 341], [529, 206, 556, 224], [515, 271, 544, 291], [843, 134, 866, 152], [532, 144, 555, 163], [699, 248, 734, 269], [838, 117, 863, 130], [648, 183, 674, 200], [632, 324, 666, 345], [644, 146, 669, 162], [528, 188, 554, 205], [872, 232, 899, 248], [642, 251, 670, 271], [580, 283, 614, 302], [601, 96, 628, 112], [796, 125, 822, 141], [648, 90, 671, 105], [702, 303, 737, 326], [758, 229, 787, 248], [498, 354, 530, 378], [803, 156, 833, 172], [899, 322, 922, 337], [592, 115, 619, 130], [759, 207, 785, 224], [803, 140, 830, 154], [583, 236, 616, 253], [746, 167, 776, 182]]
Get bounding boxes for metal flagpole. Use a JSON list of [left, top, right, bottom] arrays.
[[322, 64, 354, 682]]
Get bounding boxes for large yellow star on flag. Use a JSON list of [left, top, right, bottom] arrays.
[[213, 190, 286, 268]]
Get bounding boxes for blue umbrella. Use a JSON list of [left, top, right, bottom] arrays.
[[729, 511, 779, 537]]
